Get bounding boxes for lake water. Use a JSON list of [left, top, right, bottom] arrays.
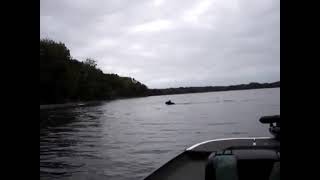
[[40, 88, 280, 180]]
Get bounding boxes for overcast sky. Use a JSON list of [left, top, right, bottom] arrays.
[[40, 0, 279, 89]]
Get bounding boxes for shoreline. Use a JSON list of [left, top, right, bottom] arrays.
[[40, 87, 280, 110], [147, 86, 280, 97]]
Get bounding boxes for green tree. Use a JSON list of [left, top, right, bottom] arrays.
[[40, 39, 149, 104]]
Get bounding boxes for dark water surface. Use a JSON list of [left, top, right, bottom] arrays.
[[40, 88, 280, 180]]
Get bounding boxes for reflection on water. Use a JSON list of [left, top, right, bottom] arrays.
[[40, 88, 280, 180]]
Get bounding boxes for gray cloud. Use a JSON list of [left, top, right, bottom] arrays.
[[41, 0, 280, 88]]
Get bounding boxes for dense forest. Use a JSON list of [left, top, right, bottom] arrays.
[[40, 39, 148, 105], [148, 81, 280, 96]]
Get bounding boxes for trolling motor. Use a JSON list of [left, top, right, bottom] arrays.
[[259, 115, 280, 140]]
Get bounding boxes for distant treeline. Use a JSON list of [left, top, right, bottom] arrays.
[[40, 39, 148, 105], [148, 81, 280, 96]]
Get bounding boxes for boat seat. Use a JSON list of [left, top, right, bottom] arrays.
[[269, 161, 280, 180], [205, 153, 238, 180], [205, 151, 280, 180]]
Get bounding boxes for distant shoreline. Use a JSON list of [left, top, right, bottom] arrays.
[[148, 81, 280, 96], [40, 84, 280, 110], [148, 86, 280, 97]]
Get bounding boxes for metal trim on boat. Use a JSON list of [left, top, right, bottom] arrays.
[[186, 137, 272, 151]]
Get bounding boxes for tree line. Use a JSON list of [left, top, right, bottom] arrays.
[[40, 39, 148, 105], [40, 39, 280, 104], [148, 81, 280, 96]]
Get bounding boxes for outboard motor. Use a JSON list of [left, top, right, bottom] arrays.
[[259, 115, 280, 140]]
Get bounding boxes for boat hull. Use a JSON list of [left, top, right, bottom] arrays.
[[144, 137, 280, 180]]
